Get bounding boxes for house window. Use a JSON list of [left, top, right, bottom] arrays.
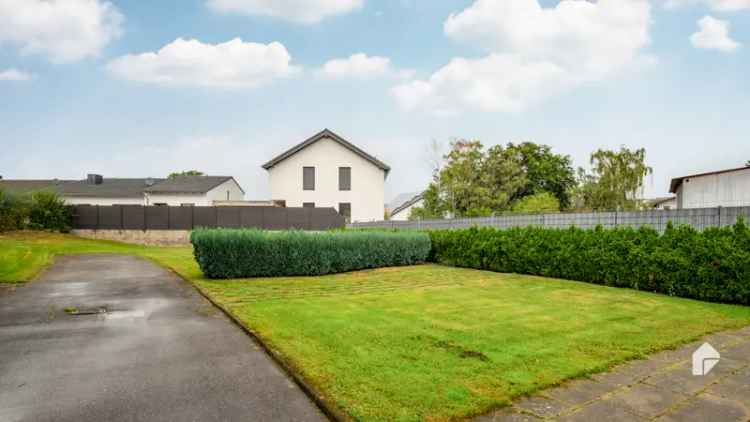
[[338, 202, 351, 223], [339, 167, 351, 191], [303, 202, 315, 208], [303, 167, 315, 191], [180, 203, 194, 207], [153, 203, 168, 206]]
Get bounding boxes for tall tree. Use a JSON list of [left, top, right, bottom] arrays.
[[411, 140, 527, 218], [576, 147, 652, 211], [504, 142, 576, 209], [168, 170, 204, 179]]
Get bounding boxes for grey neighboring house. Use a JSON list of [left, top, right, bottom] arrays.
[[669, 166, 750, 209], [0, 174, 245, 206]]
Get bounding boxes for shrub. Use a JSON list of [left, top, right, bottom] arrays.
[[28, 190, 72, 232], [0, 188, 30, 232], [191, 229, 432, 279], [511, 192, 560, 214], [428, 220, 750, 305]]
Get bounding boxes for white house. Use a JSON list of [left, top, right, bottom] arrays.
[[669, 166, 750, 209], [262, 129, 389, 222], [389, 193, 424, 221], [0, 174, 245, 206]]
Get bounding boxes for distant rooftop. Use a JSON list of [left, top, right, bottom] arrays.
[[0, 175, 241, 198], [669, 166, 750, 193]]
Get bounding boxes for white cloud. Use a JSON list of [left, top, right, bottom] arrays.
[[0, 0, 123, 63], [392, 0, 653, 114], [665, 0, 750, 12], [106, 38, 299, 89], [691, 16, 741, 52], [206, 0, 363, 24], [318, 53, 415, 80], [0, 68, 33, 81]]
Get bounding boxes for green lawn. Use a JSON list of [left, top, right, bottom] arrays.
[[3, 231, 750, 421]]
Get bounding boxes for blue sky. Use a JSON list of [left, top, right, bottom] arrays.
[[1, 0, 749, 201]]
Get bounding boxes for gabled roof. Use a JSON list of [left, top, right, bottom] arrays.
[[145, 176, 243, 194], [261, 129, 390, 174], [1, 176, 243, 198], [669, 166, 750, 193], [391, 193, 424, 217], [62, 178, 165, 198], [0, 179, 75, 194]]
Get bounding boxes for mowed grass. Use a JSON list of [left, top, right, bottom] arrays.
[[3, 231, 750, 421]]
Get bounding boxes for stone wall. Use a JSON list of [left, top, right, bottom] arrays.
[[72, 230, 191, 246]]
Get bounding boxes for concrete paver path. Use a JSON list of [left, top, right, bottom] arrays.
[[476, 326, 750, 421], [0, 254, 326, 422]]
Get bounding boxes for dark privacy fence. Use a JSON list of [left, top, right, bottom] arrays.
[[351, 206, 750, 233], [71, 205, 345, 231]]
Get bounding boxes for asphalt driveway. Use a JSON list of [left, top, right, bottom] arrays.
[[0, 254, 326, 422]]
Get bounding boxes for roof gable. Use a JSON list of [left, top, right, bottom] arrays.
[[261, 129, 390, 174], [669, 166, 750, 193], [146, 176, 242, 194]]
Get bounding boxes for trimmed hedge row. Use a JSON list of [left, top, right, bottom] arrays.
[[191, 228, 432, 278], [428, 221, 750, 305]]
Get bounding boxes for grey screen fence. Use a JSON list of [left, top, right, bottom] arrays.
[[350, 206, 750, 232], [72, 205, 345, 231]]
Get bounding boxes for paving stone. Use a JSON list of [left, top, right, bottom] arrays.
[[607, 383, 689, 418], [704, 332, 747, 349], [513, 395, 570, 419], [733, 325, 750, 337], [544, 379, 619, 406], [653, 393, 750, 422], [591, 360, 662, 389], [643, 362, 725, 395], [705, 367, 750, 406], [555, 398, 644, 422], [721, 339, 750, 361], [474, 407, 541, 422]]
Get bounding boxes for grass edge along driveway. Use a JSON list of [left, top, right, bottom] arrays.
[[3, 231, 750, 421]]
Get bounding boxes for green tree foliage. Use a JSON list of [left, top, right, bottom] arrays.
[[411, 139, 574, 219], [0, 188, 30, 231], [504, 142, 576, 209], [0, 189, 71, 232], [28, 191, 72, 232], [168, 170, 204, 178], [574, 147, 652, 211], [511, 192, 560, 214], [411, 140, 528, 218], [428, 219, 750, 305]]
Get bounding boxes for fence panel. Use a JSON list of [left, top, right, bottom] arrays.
[[122, 205, 145, 230], [97, 205, 122, 230], [169, 207, 193, 230], [192, 207, 217, 228], [350, 206, 750, 232], [286, 207, 310, 230], [70, 205, 345, 231], [72, 205, 98, 229], [216, 207, 241, 228], [145, 206, 169, 230]]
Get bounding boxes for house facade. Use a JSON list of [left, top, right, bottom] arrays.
[[0, 175, 244, 206], [389, 193, 424, 221], [669, 166, 750, 209], [263, 129, 389, 222]]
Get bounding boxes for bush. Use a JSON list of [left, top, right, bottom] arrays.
[[428, 220, 750, 305], [511, 192, 560, 214], [0, 188, 30, 232], [191, 229, 432, 278], [28, 191, 72, 232]]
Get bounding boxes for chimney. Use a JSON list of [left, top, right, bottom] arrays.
[[87, 174, 103, 185]]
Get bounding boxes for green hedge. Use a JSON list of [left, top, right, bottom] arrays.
[[428, 221, 750, 305], [191, 228, 432, 278]]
